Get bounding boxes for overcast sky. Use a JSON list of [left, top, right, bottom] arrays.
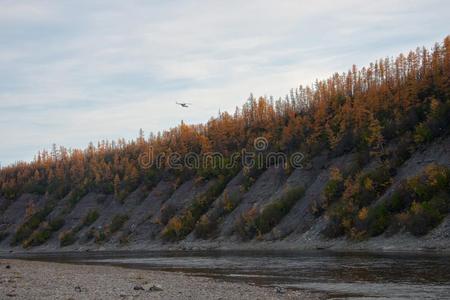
[[0, 0, 449, 166]]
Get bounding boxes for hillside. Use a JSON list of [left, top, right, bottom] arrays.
[[0, 36, 449, 252]]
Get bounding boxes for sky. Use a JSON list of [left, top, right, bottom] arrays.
[[0, 0, 449, 166]]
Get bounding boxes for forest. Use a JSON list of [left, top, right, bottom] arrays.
[[1, 36, 449, 246]]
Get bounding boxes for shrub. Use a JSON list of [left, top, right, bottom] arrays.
[[11, 202, 56, 246], [84, 227, 96, 242], [254, 187, 305, 235], [367, 204, 390, 236], [322, 164, 393, 239], [403, 202, 437, 236], [194, 190, 241, 239], [22, 182, 47, 195], [402, 193, 449, 236], [392, 132, 414, 167], [59, 230, 77, 247], [21, 217, 65, 248], [94, 229, 107, 243], [162, 216, 184, 240], [223, 190, 241, 214], [194, 215, 218, 239], [67, 185, 88, 209], [322, 168, 344, 208], [321, 214, 345, 238], [352, 165, 392, 207], [110, 214, 129, 233], [370, 165, 450, 237], [160, 204, 177, 225], [387, 188, 412, 213], [25, 227, 51, 248], [240, 167, 265, 192], [324, 178, 344, 204], [82, 210, 99, 226], [163, 174, 232, 241], [81, 214, 128, 244], [235, 186, 305, 239], [49, 217, 65, 231], [414, 122, 433, 144], [235, 207, 259, 239]]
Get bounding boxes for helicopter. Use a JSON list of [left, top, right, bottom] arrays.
[[176, 102, 191, 108]]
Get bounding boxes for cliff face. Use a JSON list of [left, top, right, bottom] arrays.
[[1, 135, 449, 252]]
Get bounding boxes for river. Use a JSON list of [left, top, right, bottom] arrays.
[[3, 250, 450, 299]]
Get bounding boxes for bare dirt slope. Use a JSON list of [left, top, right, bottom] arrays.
[[0, 136, 449, 252]]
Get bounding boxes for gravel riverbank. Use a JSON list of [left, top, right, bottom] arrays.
[[0, 259, 320, 299]]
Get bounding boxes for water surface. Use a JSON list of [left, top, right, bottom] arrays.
[[3, 250, 450, 299]]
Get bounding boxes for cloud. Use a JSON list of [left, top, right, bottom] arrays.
[[1, 0, 449, 165]]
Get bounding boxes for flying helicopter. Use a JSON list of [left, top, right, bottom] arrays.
[[176, 102, 191, 108]]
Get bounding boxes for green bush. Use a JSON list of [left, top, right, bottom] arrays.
[[67, 185, 88, 209], [368, 165, 450, 237], [59, 230, 77, 247], [11, 202, 56, 246], [367, 204, 390, 236], [321, 167, 346, 212], [22, 182, 47, 195], [323, 168, 344, 204], [387, 188, 412, 213], [414, 122, 433, 144], [21, 217, 65, 248], [95, 229, 107, 243], [402, 192, 449, 236], [163, 174, 233, 241], [254, 187, 305, 235], [240, 167, 265, 192], [25, 228, 51, 247], [194, 215, 218, 239], [236, 186, 305, 239], [110, 214, 129, 233], [322, 164, 393, 239], [324, 178, 344, 204], [404, 202, 438, 236], [81, 214, 128, 244], [49, 217, 65, 231], [392, 132, 414, 167], [84, 227, 96, 242], [160, 204, 177, 225], [222, 190, 241, 214], [194, 190, 241, 239], [321, 215, 345, 238], [82, 210, 99, 226]]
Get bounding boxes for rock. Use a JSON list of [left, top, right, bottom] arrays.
[[5, 265, 11, 269], [275, 286, 286, 294], [133, 285, 144, 291], [74, 286, 82, 293], [143, 283, 163, 292]]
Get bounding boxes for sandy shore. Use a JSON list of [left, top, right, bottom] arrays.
[[0, 259, 320, 300]]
